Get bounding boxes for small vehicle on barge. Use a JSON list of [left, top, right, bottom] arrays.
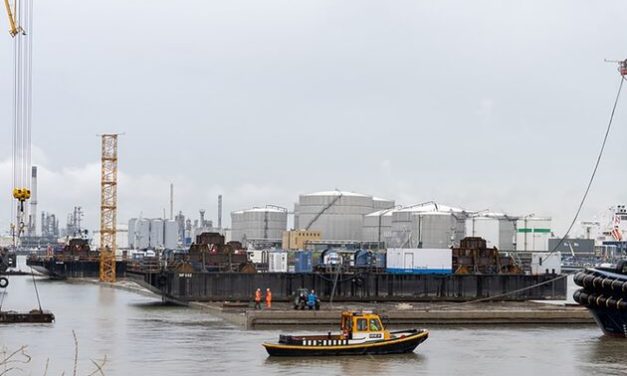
[[263, 311, 428, 356]]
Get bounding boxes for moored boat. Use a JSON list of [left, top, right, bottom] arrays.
[[573, 261, 627, 337], [0, 309, 55, 323], [263, 311, 428, 356]]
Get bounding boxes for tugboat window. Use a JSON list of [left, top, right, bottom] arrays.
[[370, 319, 382, 331], [357, 318, 368, 331]]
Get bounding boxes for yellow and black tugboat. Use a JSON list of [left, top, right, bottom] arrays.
[[263, 311, 428, 356]]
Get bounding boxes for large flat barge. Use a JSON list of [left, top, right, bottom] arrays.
[[129, 270, 566, 304], [126, 232, 567, 304]]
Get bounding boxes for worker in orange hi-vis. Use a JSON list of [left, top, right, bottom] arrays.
[[254, 288, 262, 310], [265, 288, 272, 309]]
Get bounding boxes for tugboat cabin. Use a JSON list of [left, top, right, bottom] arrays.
[[340, 311, 388, 341]]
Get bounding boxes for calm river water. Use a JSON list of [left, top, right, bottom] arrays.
[[1, 259, 626, 375]]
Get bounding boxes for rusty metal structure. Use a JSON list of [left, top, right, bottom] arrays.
[[162, 232, 254, 273], [99, 134, 119, 282], [452, 237, 522, 275]]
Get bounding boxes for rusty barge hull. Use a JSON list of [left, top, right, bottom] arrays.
[[130, 271, 566, 303]]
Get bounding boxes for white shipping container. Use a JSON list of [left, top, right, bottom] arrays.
[[531, 252, 561, 275], [386, 248, 452, 274], [268, 252, 288, 273], [247, 250, 266, 264]]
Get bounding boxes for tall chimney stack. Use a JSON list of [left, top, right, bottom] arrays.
[[169, 183, 174, 220], [218, 195, 222, 229]]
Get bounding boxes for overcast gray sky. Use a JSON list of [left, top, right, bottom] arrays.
[[0, 0, 626, 234]]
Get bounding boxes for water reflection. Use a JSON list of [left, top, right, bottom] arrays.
[[264, 352, 424, 375], [577, 335, 627, 375]]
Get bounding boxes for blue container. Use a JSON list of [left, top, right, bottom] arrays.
[[294, 251, 313, 273], [374, 253, 386, 269], [354, 250, 370, 267]]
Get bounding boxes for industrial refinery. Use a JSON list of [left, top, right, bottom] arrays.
[[117, 189, 555, 257], [3, 1, 627, 374], [224, 190, 553, 253]]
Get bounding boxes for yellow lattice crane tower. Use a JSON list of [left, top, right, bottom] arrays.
[[99, 134, 119, 282]]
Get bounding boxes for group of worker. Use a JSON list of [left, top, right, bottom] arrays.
[[254, 288, 272, 310], [253, 288, 320, 310], [297, 289, 320, 310]]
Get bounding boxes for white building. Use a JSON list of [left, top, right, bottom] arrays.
[[516, 216, 552, 252]]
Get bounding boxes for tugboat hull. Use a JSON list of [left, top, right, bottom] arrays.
[[264, 329, 428, 357], [588, 306, 627, 337]]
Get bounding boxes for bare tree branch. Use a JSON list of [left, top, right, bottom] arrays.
[[72, 330, 78, 376]]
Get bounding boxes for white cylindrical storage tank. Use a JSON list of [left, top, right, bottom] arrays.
[[389, 210, 414, 248], [362, 208, 396, 243], [466, 216, 499, 248], [231, 210, 245, 243], [230, 207, 288, 243], [466, 214, 517, 251], [412, 212, 464, 249], [373, 197, 395, 211], [149, 219, 164, 248], [391, 203, 470, 248], [164, 220, 178, 249], [497, 218, 516, 251], [128, 218, 137, 249], [136, 219, 150, 249], [293, 203, 300, 229], [116, 223, 129, 250], [294, 191, 375, 241]]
